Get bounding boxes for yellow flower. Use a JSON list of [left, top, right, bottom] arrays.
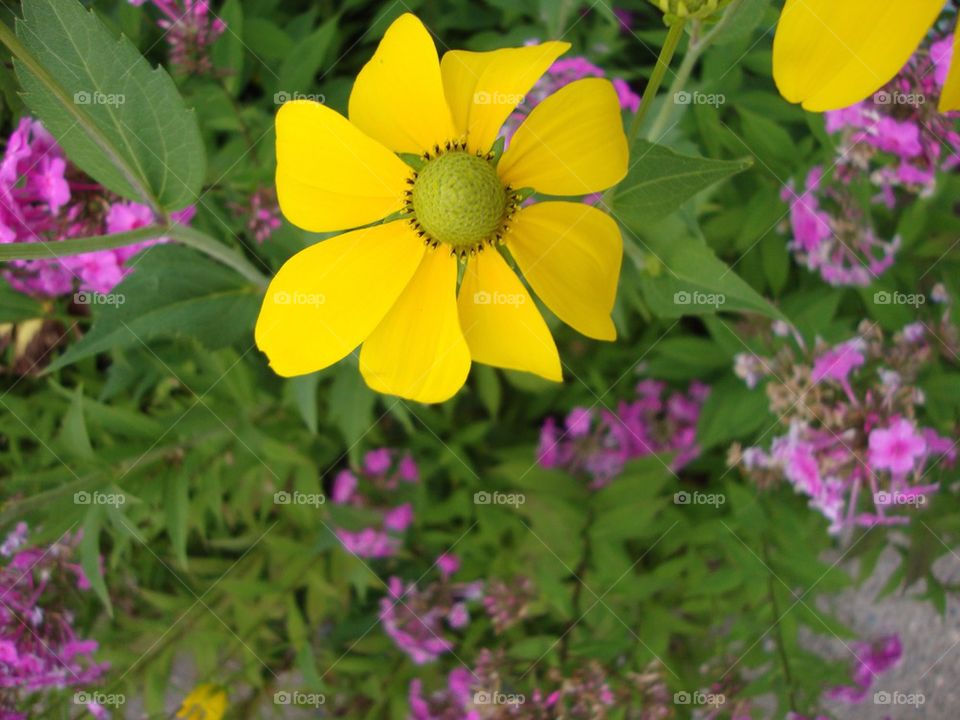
[[772, 0, 959, 112], [255, 13, 628, 403], [176, 684, 227, 720]]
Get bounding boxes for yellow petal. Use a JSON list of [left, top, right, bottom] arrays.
[[360, 249, 471, 403], [256, 222, 424, 377], [507, 202, 621, 341], [773, 0, 942, 112], [939, 32, 960, 112], [457, 249, 562, 381], [440, 42, 569, 154], [275, 100, 410, 232], [497, 78, 628, 196], [348, 13, 456, 154]]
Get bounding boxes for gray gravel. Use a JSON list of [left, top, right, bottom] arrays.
[[816, 544, 960, 720]]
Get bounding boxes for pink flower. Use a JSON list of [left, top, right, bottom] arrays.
[[383, 503, 414, 532], [869, 418, 927, 476], [436, 553, 459, 578], [331, 469, 358, 504], [364, 448, 393, 475]]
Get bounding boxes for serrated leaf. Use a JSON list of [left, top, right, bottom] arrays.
[[613, 140, 751, 227], [287, 373, 319, 433], [47, 245, 259, 370], [14, 0, 205, 209]]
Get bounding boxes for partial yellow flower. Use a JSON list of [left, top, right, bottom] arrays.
[[772, 0, 959, 112], [176, 684, 227, 720], [255, 13, 628, 403]]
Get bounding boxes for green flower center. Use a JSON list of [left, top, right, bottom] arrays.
[[409, 150, 508, 252]]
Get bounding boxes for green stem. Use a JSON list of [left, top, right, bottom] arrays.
[[646, 1, 742, 141], [627, 19, 688, 144], [166, 223, 268, 288], [0, 225, 166, 260], [0, 19, 159, 213]]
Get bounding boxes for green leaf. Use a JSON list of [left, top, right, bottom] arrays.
[[58, 386, 94, 460], [278, 16, 338, 96], [697, 376, 773, 450], [47, 245, 259, 370], [0, 225, 167, 261], [639, 230, 786, 321], [211, 0, 244, 95], [328, 364, 376, 462], [613, 140, 751, 228], [164, 473, 189, 568], [287, 373, 320, 433], [80, 506, 113, 615], [0, 280, 43, 322], [12, 0, 205, 209]]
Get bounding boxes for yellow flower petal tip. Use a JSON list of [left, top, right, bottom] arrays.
[[772, 0, 944, 112], [176, 684, 227, 720], [259, 13, 625, 401]]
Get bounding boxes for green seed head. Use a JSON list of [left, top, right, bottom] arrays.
[[411, 151, 507, 249], [651, 0, 730, 20]]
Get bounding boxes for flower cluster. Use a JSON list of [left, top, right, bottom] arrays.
[[781, 34, 960, 286], [538, 379, 710, 487], [330, 448, 419, 558], [0, 118, 194, 298], [0, 523, 108, 718], [408, 649, 615, 720], [130, 0, 226, 75], [379, 554, 483, 664], [482, 577, 536, 634], [826, 634, 902, 704], [229, 186, 281, 244], [732, 319, 955, 534]]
